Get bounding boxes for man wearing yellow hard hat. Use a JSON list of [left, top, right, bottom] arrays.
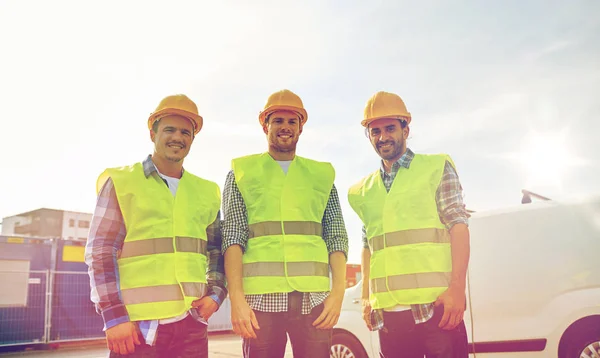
[[348, 91, 470, 357], [221, 89, 349, 357], [85, 94, 226, 357]]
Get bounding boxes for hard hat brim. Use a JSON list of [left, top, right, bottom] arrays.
[[361, 114, 411, 127], [259, 105, 308, 126], [148, 108, 203, 135]]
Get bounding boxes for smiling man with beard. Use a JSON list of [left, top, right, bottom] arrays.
[[348, 91, 470, 358], [85, 94, 227, 358], [221, 89, 349, 358]]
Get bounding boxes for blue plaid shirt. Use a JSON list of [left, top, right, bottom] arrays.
[[364, 149, 469, 329]]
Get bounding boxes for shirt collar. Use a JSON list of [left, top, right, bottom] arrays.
[[142, 155, 157, 178], [143, 155, 185, 178], [380, 148, 415, 174]]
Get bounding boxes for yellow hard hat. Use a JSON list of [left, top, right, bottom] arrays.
[[259, 89, 308, 126], [148, 94, 203, 135], [362, 91, 411, 127]]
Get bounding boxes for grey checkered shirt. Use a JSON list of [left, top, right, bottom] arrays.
[[222, 165, 349, 315], [364, 148, 469, 328]]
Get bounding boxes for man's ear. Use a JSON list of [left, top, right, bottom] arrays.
[[404, 126, 410, 140], [298, 123, 303, 135], [150, 130, 156, 142], [262, 123, 269, 135]]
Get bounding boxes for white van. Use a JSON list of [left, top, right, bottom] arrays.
[[331, 196, 600, 358]]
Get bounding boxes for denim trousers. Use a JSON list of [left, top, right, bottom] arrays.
[[242, 291, 332, 358], [378, 305, 468, 358], [109, 315, 208, 358]]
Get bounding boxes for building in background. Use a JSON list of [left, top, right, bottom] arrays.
[[1, 208, 92, 240]]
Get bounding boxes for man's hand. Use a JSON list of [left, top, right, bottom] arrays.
[[105, 321, 141, 355], [361, 298, 373, 330], [230, 295, 260, 339], [192, 296, 219, 322], [434, 286, 466, 330], [312, 289, 344, 329]]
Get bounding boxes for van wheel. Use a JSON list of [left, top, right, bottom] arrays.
[[330, 331, 367, 358], [564, 332, 600, 358]]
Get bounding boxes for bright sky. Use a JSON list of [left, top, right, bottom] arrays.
[[1, 0, 599, 263]]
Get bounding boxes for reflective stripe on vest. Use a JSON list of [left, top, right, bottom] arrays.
[[371, 272, 451, 293], [369, 228, 450, 252], [243, 261, 329, 277], [120, 237, 208, 258], [249, 221, 322, 239], [121, 282, 207, 305]]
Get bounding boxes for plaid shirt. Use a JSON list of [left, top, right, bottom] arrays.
[[363, 148, 469, 329], [221, 162, 349, 315], [84, 155, 227, 345]]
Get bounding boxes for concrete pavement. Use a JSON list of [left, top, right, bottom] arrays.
[[0, 333, 295, 357]]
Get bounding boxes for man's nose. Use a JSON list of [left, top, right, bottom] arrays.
[[378, 132, 389, 142]]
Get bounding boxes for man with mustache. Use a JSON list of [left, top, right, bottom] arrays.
[[222, 89, 349, 358], [85, 94, 227, 357], [348, 91, 470, 357]]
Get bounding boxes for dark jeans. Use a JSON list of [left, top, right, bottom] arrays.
[[379, 305, 468, 358], [242, 291, 332, 358], [109, 315, 208, 358]]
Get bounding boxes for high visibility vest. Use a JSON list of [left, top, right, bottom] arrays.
[[348, 154, 453, 309], [97, 163, 220, 321], [232, 153, 334, 294]]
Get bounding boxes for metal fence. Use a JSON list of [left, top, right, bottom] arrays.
[[48, 271, 104, 343], [0, 270, 48, 347], [1, 270, 232, 347]]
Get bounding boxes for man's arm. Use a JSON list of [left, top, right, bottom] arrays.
[[205, 214, 227, 304], [193, 213, 228, 321], [312, 185, 348, 329], [448, 223, 470, 293], [221, 170, 259, 339], [84, 178, 140, 354], [434, 160, 471, 330], [85, 178, 128, 329], [360, 245, 373, 329]]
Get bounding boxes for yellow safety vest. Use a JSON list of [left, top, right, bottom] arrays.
[[97, 163, 220, 321], [348, 154, 453, 309], [232, 153, 334, 294]]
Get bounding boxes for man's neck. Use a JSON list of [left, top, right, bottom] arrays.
[[268, 148, 295, 161], [381, 148, 407, 173], [151, 155, 183, 178]]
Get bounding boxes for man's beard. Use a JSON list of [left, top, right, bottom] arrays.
[[377, 140, 404, 160], [270, 136, 298, 153]]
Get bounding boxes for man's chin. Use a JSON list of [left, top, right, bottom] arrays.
[[274, 145, 296, 153], [166, 156, 183, 163], [378, 151, 399, 160]]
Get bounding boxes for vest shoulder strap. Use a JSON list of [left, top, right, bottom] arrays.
[[97, 163, 141, 195], [413, 153, 455, 170], [294, 155, 336, 183]]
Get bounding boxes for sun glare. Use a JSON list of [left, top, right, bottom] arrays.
[[520, 130, 571, 188]]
